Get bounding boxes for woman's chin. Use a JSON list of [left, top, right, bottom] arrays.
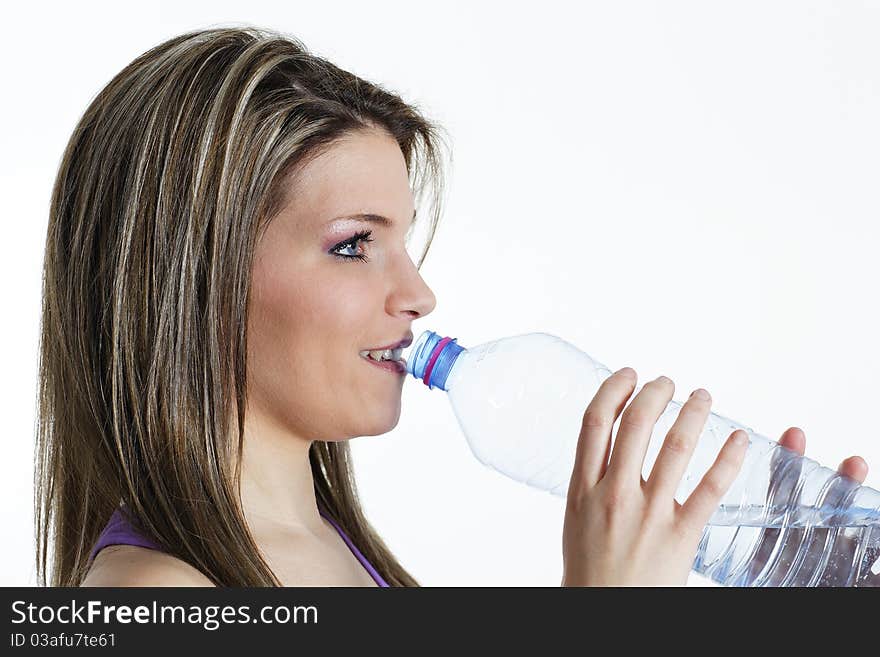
[[356, 405, 402, 437]]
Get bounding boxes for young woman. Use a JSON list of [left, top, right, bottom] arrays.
[[35, 26, 869, 587]]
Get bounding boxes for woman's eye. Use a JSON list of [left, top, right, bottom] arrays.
[[331, 230, 373, 263]]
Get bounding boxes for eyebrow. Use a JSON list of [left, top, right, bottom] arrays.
[[331, 209, 417, 227]]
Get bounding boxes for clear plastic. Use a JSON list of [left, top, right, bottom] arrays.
[[406, 330, 880, 586]]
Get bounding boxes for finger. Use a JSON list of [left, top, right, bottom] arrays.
[[769, 427, 806, 513], [678, 430, 749, 535], [569, 367, 638, 492], [777, 427, 805, 456], [605, 375, 675, 487], [645, 387, 713, 501], [746, 433, 805, 584], [837, 456, 868, 484], [771, 427, 805, 494]]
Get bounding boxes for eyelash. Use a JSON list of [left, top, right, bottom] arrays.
[[331, 229, 374, 263]]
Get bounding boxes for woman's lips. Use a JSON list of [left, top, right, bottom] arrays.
[[361, 354, 406, 375], [364, 333, 413, 352]]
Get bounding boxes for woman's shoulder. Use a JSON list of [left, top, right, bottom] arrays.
[[80, 545, 216, 587]]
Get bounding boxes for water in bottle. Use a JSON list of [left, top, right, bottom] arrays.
[[404, 329, 880, 587]]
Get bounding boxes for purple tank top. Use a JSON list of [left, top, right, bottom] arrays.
[[88, 504, 390, 587]]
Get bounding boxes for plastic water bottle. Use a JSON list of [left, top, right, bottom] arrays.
[[404, 329, 880, 587]]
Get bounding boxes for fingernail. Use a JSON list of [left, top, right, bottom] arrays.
[[733, 430, 748, 446], [656, 375, 672, 385], [691, 388, 710, 400]]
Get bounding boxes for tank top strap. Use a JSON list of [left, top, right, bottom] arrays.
[[88, 505, 163, 563], [317, 504, 390, 587]]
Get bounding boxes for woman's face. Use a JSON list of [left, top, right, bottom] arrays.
[[247, 128, 436, 442]]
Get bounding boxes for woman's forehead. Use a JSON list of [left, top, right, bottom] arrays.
[[279, 131, 415, 231]]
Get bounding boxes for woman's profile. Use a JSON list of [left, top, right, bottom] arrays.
[[36, 26, 444, 587], [35, 25, 870, 588]]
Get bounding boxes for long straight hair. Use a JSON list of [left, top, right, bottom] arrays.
[[35, 25, 449, 586]]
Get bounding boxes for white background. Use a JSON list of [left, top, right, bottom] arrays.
[[2, 1, 879, 587]]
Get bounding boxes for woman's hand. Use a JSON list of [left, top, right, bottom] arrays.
[[561, 368, 748, 586]]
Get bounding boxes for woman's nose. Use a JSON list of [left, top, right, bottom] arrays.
[[389, 256, 436, 318]]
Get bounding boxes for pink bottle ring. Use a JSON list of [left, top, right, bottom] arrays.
[[422, 337, 454, 388]]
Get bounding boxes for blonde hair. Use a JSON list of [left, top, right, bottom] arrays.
[[35, 25, 449, 586]]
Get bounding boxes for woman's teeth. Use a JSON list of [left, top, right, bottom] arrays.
[[359, 348, 403, 362]]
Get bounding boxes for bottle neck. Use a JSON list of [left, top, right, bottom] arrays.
[[406, 330, 466, 391]]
